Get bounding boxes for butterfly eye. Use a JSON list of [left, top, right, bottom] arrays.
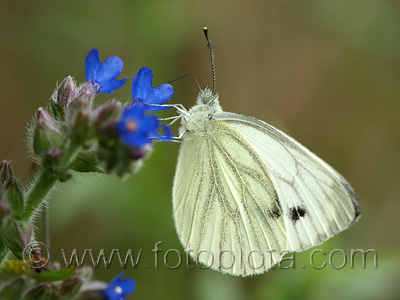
[[202, 94, 211, 104]]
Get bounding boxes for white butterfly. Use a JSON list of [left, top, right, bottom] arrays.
[[172, 88, 361, 276]]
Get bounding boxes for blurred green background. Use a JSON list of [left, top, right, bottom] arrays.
[[1, 0, 400, 299]]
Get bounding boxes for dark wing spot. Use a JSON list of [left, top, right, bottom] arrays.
[[269, 194, 282, 219], [290, 206, 307, 223], [270, 206, 281, 219]]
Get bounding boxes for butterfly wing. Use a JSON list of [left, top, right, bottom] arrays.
[[173, 111, 360, 276], [173, 119, 291, 276], [215, 112, 361, 252]]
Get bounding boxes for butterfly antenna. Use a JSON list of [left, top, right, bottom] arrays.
[[167, 73, 201, 91], [203, 27, 216, 94]]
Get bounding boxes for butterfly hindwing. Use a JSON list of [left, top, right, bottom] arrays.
[[173, 119, 292, 276]]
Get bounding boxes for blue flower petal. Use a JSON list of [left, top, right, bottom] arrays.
[[99, 78, 127, 94], [112, 273, 136, 296], [139, 114, 159, 131], [117, 105, 162, 148], [131, 68, 152, 100], [95, 56, 124, 83], [152, 84, 174, 103], [85, 49, 99, 81], [123, 133, 149, 147], [131, 67, 174, 111], [85, 48, 126, 94], [102, 273, 136, 300]]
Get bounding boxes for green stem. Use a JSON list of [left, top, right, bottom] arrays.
[[43, 206, 50, 252], [15, 141, 81, 222], [63, 141, 81, 169], [16, 171, 57, 221], [0, 142, 82, 264]]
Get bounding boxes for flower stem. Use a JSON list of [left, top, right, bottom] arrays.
[[63, 141, 81, 169], [43, 206, 50, 252], [15, 141, 81, 222], [16, 171, 58, 221]]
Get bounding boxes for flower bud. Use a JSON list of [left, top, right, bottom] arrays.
[[51, 77, 77, 121], [77, 81, 99, 101], [66, 99, 92, 142], [5, 178, 24, 215], [75, 110, 91, 140], [50, 100, 65, 122], [75, 266, 93, 280], [0, 200, 11, 221], [33, 108, 63, 156], [128, 143, 153, 161], [4, 221, 32, 260], [93, 102, 122, 131], [66, 81, 98, 110], [99, 121, 119, 140], [60, 275, 84, 298], [0, 161, 13, 184], [23, 282, 56, 300], [0, 181, 5, 199], [56, 76, 77, 108], [77, 281, 107, 300], [43, 147, 64, 169], [0, 162, 24, 216]]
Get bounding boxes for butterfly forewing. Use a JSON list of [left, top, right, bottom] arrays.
[[215, 112, 361, 252]]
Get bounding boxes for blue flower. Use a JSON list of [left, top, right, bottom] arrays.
[[101, 273, 136, 300], [131, 67, 174, 111], [85, 48, 127, 94], [117, 105, 173, 147], [118, 105, 161, 147]]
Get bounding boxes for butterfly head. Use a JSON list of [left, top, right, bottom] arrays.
[[196, 87, 219, 106]]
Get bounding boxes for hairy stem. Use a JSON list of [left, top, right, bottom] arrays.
[[0, 142, 82, 264], [43, 206, 50, 252], [16, 171, 58, 221], [16, 142, 81, 222]]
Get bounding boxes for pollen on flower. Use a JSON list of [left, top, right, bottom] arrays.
[[114, 286, 123, 294], [126, 120, 138, 132]]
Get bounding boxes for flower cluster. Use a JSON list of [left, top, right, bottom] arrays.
[[0, 48, 173, 299], [117, 69, 173, 148], [0, 264, 136, 299], [84, 49, 173, 149]]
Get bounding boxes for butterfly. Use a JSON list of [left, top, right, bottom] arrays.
[[172, 87, 361, 276]]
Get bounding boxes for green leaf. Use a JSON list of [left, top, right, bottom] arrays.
[[27, 266, 77, 282], [51, 101, 65, 122], [70, 152, 104, 173]]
